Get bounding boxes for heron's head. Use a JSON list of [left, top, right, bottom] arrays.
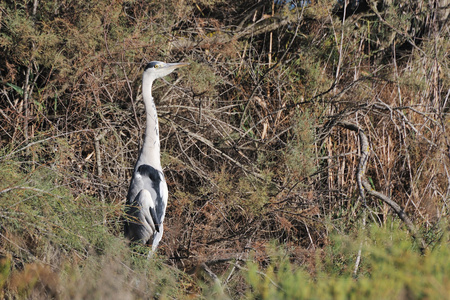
[[143, 61, 189, 80]]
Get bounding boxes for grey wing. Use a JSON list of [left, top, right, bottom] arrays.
[[156, 179, 168, 224], [136, 189, 159, 233], [142, 185, 161, 232], [136, 164, 167, 227], [124, 189, 158, 244], [150, 177, 167, 252]]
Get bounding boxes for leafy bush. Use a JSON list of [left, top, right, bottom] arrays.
[[245, 222, 450, 299], [0, 159, 193, 298]]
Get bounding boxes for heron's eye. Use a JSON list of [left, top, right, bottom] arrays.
[[154, 64, 160, 68]]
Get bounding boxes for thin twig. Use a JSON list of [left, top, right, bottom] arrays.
[[0, 129, 94, 161]]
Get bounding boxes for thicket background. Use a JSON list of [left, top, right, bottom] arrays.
[[1, 0, 449, 298]]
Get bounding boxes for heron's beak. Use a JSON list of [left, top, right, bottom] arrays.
[[166, 62, 190, 69]]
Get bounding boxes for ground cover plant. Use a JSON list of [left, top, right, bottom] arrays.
[[1, 0, 449, 298]]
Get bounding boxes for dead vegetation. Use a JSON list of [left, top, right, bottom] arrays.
[[0, 0, 449, 298]]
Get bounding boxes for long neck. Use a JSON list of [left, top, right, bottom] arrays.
[[136, 75, 162, 171]]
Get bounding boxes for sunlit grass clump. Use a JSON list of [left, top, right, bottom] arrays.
[[0, 160, 189, 298], [245, 222, 450, 299], [0, 161, 112, 256]]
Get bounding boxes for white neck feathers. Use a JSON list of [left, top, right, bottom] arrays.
[[136, 74, 162, 171]]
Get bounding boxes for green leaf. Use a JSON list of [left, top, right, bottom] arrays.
[[6, 83, 23, 96], [368, 176, 375, 189]]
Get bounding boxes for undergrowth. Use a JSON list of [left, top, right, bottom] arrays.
[[0, 160, 189, 298], [1, 0, 449, 298], [1, 159, 449, 298], [245, 222, 450, 300]]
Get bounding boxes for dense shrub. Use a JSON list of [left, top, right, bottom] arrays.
[[1, 0, 449, 298]]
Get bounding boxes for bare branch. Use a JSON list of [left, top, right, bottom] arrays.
[[338, 121, 427, 253]]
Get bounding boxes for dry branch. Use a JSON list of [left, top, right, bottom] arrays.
[[338, 121, 427, 253], [167, 119, 266, 181], [171, 15, 291, 50]]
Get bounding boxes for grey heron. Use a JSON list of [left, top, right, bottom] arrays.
[[124, 61, 189, 254]]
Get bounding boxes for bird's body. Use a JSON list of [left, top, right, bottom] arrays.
[[124, 61, 188, 254]]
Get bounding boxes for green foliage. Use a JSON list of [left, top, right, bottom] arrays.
[[0, 255, 11, 292], [0, 159, 192, 298], [238, 170, 275, 214], [185, 61, 218, 95], [245, 222, 450, 299], [208, 167, 273, 215], [0, 161, 105, 255], [290, 52, 332, 98], [285, 110, 316, 180]]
